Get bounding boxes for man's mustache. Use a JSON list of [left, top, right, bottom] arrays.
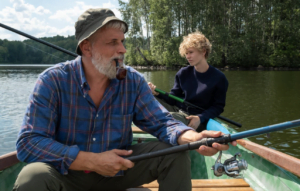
[[111, 55, 124, 62]]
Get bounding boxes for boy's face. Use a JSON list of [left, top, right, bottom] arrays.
[[185, 47, 206, 66]]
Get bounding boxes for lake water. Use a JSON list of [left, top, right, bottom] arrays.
[[0, 67, 300, 158]]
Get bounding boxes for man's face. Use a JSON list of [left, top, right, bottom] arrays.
[[90, 26, 126, 79]]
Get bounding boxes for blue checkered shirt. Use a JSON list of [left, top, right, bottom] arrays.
[[16, 57, 193, 175]]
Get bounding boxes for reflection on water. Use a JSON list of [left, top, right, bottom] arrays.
[[0, 68, 299, 158]]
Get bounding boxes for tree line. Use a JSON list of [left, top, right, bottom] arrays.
[[0, 0, 299, 68], [119, 0, 300, 68], [0, 36, 76, 64]]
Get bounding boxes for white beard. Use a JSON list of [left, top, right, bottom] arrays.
[[91, 51, 117, 79]]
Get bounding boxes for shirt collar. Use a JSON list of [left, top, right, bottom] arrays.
[[73, 56, 88, 90]]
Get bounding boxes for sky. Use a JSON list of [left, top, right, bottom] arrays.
[[0, 0, 128, 41]]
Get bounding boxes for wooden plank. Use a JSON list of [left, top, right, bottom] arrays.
[[193, 188, 254, 191], [132, 126, 145, 133], [0, 151, 19, 171], [127, 188, 254, 191], [139, 179, 250, 188], [191, 179, 250, 187], [237, 139, 300, 177], [191, 188, 254, 191]]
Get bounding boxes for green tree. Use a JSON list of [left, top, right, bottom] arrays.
[[118, 0, 300, 68], [0, 45, 8, 63]]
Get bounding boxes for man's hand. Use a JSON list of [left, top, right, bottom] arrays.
[[91, 149, 134, 176], [186, 115, 201, 130], [147, 82, 159, 96], [177, 130, 237, 156], [70, 149, 134, 176]]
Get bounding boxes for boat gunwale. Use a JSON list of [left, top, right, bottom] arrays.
[[237, 139, 300, 177], [0, 151, 19, 171]]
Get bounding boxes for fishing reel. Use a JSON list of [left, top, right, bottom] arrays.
[[211, 151, 248, 178]]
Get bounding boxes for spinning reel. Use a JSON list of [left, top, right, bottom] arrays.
[[211, 151, 248, 177]]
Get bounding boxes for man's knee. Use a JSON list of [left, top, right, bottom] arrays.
[[152, 142, 190, 167], [13, 162, 61, 191], [172, 149, 190, 165], [151, 141, 190, 158]]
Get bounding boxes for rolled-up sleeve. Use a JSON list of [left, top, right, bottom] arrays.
[[16, 74, 80, 175]]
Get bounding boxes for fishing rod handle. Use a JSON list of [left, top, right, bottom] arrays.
[[154, 88, 184, 103], [126, 144, 189, 162], [189, 134, 232, 150]]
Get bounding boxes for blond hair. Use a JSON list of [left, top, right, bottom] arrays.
[[179, 31, 212, 59]]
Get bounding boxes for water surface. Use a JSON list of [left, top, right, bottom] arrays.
[[0, 69, 42, 155], [142, 69, 300, 157]]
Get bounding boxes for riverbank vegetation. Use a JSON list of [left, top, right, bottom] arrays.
[[119, 0, 300, 68], [0, 36, 76, 64], [0, 0, 299, 68]]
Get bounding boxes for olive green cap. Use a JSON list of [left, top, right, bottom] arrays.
[[75, 8, 128, 55]]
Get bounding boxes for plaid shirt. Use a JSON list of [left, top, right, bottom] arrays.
[[16, 57, 193, 175]]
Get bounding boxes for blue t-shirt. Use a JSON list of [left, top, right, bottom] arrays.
[[157, 65, 228, 123]]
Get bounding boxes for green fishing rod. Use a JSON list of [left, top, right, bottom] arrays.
[[155, 88, 242, 128]]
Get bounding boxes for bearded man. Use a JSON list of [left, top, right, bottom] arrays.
[[13, 8, 235, 191]]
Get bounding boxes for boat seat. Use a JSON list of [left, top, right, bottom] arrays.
[[132, 126, 145, 133], [127, 179, 253, 190]]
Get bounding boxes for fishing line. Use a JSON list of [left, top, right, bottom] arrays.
[[22, 41, 64, 62]]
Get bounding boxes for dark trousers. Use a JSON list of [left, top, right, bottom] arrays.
[[13, 141, 191, 191]]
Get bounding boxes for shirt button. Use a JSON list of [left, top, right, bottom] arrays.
[[96, 114, 99, 117], [93, 138, 96, 141]]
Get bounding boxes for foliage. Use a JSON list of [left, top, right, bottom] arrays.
[[119, 0, 300, 67], [0, 36, 76, 64], [1, 0, 299, 67]]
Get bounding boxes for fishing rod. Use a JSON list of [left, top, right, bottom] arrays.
[[126, 119, 300, 162], [155, 88, 242, 127], [0, 22, 78, 57]]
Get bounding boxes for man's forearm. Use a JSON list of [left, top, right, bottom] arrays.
[[69, 151, 96, 171], [177, 130, 198, 145]]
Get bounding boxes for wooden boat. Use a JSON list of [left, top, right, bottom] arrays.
[[1, 119, 300, 191]]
